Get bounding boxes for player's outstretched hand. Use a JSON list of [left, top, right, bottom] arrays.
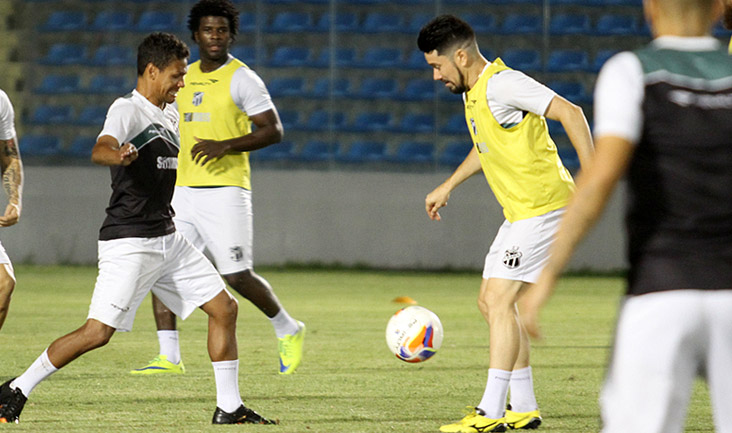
[[425, 185, 450, 221], [0, 203, 20, 227], [191, 137, 229, 166], [119, 143, 138, 166]]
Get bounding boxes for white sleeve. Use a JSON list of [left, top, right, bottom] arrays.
[[486, 69, 557, 116], [0, 90, 16, 141], [593, 52, 644, 143], [98, 99, 138, 145], [230, 67, 276, 117]]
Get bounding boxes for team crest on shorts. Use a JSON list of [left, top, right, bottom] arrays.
[[230, 246, 243, 262], [503, 246, 522, 269]]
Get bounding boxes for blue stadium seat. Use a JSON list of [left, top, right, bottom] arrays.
[[267, 77, 306, 98], [404, 50, 428, 70], [441, 113, 467, 134], [500, 49, 541, 72], [347, 112, 395, 133], [439, 142, 470, 166], [595, 14, 639, 36], [405, 13, 432, 34], [67, 136, 96, 158], [302, 110, 346, 131], [75, 105, 108, 126], [39, 43, 88, 65], [277, 110, 301, 130], [230, 46, 257, 65], [239, 12, 257, 32], [88, 45, 134, 67], [28, 105, 73, 125], [136, 11, 178, 32], [546, 119, 566, 138], [251, 142, 294, 161], [499, 14, 541, 35], [388, 141, 435, 164], [314, 12, 359, 32], [269, 46, 313, 67], [399, 113, 435, 134], [269, 12, 313, 32], [463, 14, 497, 33], [357, 47, 402, 68], [403, 79, 435, 101], [591, 49, 619, 73], [40, 11, 87, 32], [336, 141, 386, 163], [296, 140, 336, 162], [20, 134, 61, 156], [90, 11, 133, 32], [557, 147, 580, 170], [360, 12, 403, 33], [549, 14, 591, 35], [549, 81, 591, 104], [87, 75, 131, 94], [546, 49, 590, 72], [313, 47, 357, 68], [35, 74, 81, 94], [355, 78, 399, 99], [310, 78, 352, 98]]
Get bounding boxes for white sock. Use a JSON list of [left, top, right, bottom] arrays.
[[269, 309, 299, 339], [477, 368, 512, 419], [12, 349, 58, 396], [212, 360, 243, 413], [158, 330, 181, 365], [509, 366, 538, 413]]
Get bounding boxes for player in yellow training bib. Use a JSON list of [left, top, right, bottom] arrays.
[[132, 0, 305, 385], [418, 15, 594, 433]]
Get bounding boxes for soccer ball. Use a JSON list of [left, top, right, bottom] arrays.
[[385, 306, 443, 363]]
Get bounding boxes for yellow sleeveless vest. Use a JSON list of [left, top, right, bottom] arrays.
[[464, 59, 575, 222], [176, 58, 253, 189]]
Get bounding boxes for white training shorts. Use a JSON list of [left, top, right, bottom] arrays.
[[87, 232, 227, 332], [601, 290, 732, 433], [172, 186, 253, 275], [482, 208, 564, 283], [0, 241, 14, 281]]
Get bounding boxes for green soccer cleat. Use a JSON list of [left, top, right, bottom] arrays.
[[439, 407, 508, 433], [278, 321, 305, 375], [505, 406, 542, 430], [130, 355, 185, 375]]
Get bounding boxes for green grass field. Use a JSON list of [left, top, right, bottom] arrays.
[[0, 266, 714, 432]]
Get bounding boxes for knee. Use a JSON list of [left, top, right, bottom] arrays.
[[224, 269, 255, 291], [0, 275, 15, 300], [82, 321, 115, 349], [477, 288, 516, 318], [220, 293, 239, 321]]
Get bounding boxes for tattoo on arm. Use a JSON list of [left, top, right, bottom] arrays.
[[0, 139, 22, 205]]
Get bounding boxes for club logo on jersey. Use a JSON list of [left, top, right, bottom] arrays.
[[503, 246, 522, 269], [192, 92, 204, 106], [230, 246, 243, 262]]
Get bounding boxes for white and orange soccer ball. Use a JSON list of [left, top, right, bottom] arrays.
[[385, 306, 443, 363]]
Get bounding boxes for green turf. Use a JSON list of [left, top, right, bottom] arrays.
[[0, 266, 714, 432]]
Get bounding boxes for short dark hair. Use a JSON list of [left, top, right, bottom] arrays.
[[137, 32, 190, 76], [417, 15, 475, 55], [187, 0, 239, 41]]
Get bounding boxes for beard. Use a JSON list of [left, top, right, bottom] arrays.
[[448, 67, 468, 94], [724, 5, 732, 29]]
